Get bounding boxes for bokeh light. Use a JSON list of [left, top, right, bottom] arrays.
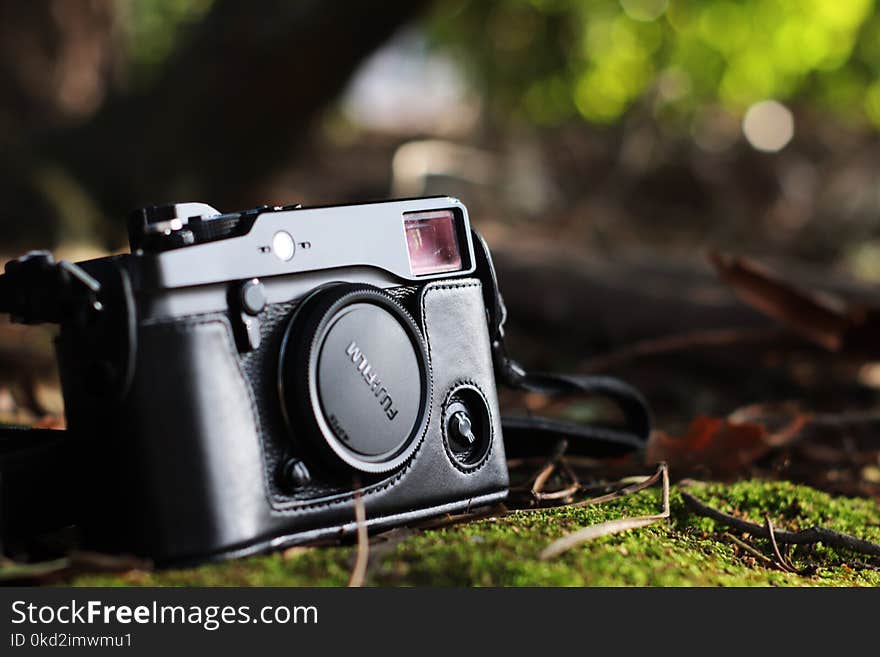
[[620, 0, 668, 22], [742, 100, 795, 152]]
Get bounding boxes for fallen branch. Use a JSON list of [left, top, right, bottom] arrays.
[[681, 492, 880, 557], [539, 463, 669, 560]]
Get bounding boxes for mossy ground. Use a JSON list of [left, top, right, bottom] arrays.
[[69, 480, 880, 587]]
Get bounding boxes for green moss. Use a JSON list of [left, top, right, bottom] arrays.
[[68, 480, 880, 587]]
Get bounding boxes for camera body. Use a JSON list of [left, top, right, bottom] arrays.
[[39, 198, 509, 563]]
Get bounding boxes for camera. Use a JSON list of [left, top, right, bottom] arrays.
[[0, 197, 651, 565]]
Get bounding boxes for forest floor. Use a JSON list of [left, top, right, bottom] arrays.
[[3, 238, 880, 587], [65, 480, 880, 587]]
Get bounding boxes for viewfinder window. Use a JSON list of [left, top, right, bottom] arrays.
[[404, 210, 462, 276]]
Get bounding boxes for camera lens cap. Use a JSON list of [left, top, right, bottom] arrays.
[[279, 284, 431, 474]]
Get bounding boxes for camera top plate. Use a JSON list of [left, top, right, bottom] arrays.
[[132, 197, 476, 291]]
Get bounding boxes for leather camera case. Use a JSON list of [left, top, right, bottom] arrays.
[[58, 270, 509, 564]]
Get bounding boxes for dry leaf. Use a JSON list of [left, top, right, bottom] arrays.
[[647, 411, 809, 476]]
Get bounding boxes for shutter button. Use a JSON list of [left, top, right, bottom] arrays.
[[240, 278, 267, 315]]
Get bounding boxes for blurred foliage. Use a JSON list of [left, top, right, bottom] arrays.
[[94, 0, 880, 131], [119, 0, 214, 87], [428, 0, 880, 129]]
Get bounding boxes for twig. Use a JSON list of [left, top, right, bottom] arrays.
[[566, 468, 661, 509], [533, 459, 581, 501], [347, 488, 369, 588], [533, 481, 581, 501], [68, 551, 151, 573], [678, 478, 710, 488], [726, 403, 812, 447], [0, 557, 71, 583], [682, 492, 880, 557], [517, 465, 664, 514], [765, 515, 796, 573], [766, 516, 816, 575], [540, 516, 663, 560], [539, 463, 669, 560], [722, 532, 775, 566], [529, 439, 569, 496], [531, 463, 557, 496]]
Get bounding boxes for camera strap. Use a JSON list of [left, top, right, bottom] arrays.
[[0, 251, 102, 324], [470, 231, 652, 458]]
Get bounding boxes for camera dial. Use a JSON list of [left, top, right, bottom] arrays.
[[127, 202, 273, 252], [279, 284, 431, 474], [442, 385, 492, 469]]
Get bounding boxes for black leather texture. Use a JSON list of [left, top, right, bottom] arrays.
[[56, 276, 508, 563], [0, 428, 76, 548]]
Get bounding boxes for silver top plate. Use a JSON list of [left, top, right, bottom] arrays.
[[135, 197, 474, 290]]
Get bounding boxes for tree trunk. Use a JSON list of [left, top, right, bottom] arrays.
[[39, 0, 430, 235]]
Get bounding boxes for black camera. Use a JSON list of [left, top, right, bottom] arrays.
[[0, 197, 651, 565]]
